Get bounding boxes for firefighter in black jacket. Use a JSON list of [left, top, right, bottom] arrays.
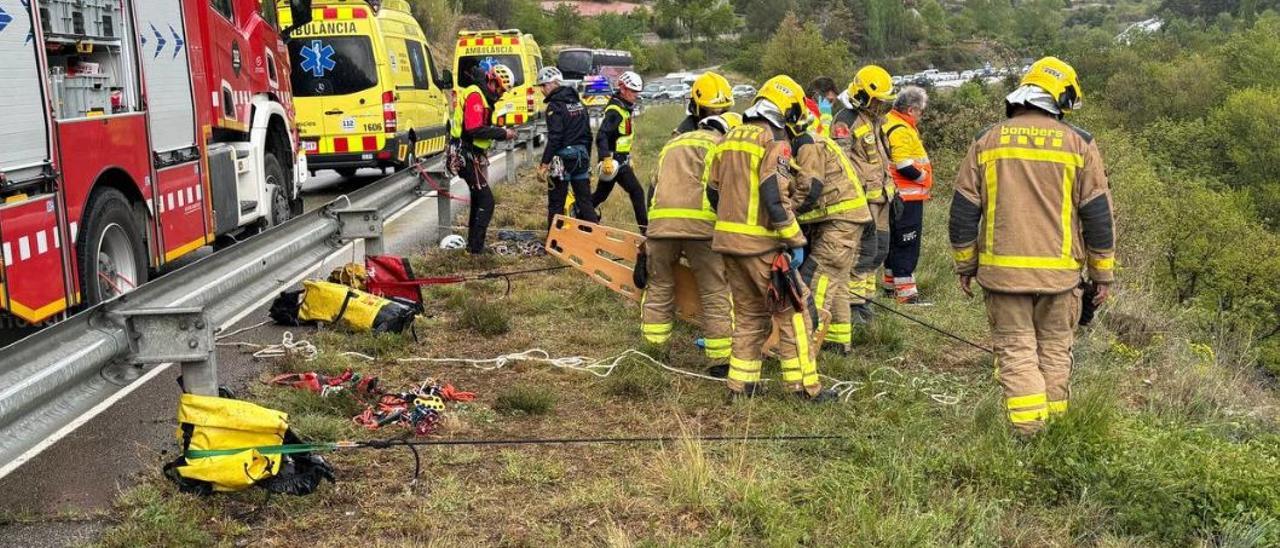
[[592, 71, 648, 231], [536, 67, 598, 228]]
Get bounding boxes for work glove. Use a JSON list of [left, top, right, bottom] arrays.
[[600, 157, 618, 179], [891, 193, 905, 222], [789, 247, 805, 270], [633, 249, 648, 289]]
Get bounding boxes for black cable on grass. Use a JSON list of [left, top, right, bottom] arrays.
[[867, 298, 994, 355]]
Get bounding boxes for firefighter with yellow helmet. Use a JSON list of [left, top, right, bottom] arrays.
[[708, 75, 833, 402], [832, 65, 898, 325], [950, 56, 1115, 435], [676, 72, 735, 135], [792, 99, 873, 354], [639, 104, 738, 366]]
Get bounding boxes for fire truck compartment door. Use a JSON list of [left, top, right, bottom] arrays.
[[0, 0, 52, 177], [137, 0, 196, 153]]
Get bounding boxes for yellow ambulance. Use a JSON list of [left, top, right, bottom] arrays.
[[280, 0, 451, 177], [452, 29, 545, 127]]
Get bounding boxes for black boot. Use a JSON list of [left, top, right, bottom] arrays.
[[728, 383, 763, 401], [796, 388, 840, 404]]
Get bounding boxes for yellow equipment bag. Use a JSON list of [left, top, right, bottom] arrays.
[[164, 394, 334, 495], [298, 279, 417, 334], [329, 262, 369, 291]]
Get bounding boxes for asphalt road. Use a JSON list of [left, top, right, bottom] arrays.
[[0, 144, 535, 543]]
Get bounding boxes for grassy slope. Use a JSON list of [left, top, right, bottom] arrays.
[[93, 104, 1280, 547]]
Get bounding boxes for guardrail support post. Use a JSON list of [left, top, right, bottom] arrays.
[[524, 126, 536, 163], [117, 307, 218, 395], [331, 207, 384, 256], [504, 140, 517, 183]]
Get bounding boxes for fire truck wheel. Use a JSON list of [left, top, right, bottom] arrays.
[[78, 188, 149, 306], [265, 153, 291, 226]]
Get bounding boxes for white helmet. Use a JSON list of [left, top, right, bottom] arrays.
[[537, 66, 563, 86], [440, 234, 466, 250], [617, 71, 643, 92]]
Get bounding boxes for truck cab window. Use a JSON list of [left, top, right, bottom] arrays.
[[259, 0, 278, 29], [212, 0, 234, 21]]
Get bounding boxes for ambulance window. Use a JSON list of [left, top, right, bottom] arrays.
[[457, 55, 524, 88], [211, 0, 234, 21], [288, 37, 378, 96], [404, 40, 431, 90]]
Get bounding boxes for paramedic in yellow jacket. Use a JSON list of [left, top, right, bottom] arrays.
[[832, 65, 898, 324], [950, 57, 1115, 435], [641, 112, 738, 364], [708, 75, 832, 402], [793, 98, 872, 354]]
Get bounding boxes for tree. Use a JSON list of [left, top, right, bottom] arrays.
[[597, 13, 646, 47], [739, 0, 796, 38], [760, 12, 851, 90], [654, 0, 739, 43]]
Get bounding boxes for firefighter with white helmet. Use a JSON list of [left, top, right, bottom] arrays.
[[451, 63, 518, 254], [950, 56, 1115, 435], [593, 71, 648, 231], [708, 75, 833, 402]]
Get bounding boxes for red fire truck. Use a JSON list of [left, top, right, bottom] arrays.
[[0, 0, 312, 326]]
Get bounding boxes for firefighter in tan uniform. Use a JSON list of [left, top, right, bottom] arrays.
[[794, 98, 872, 353], [709, 75, 832, 401], [832, 65, 898, 325], [950, 57, 1115, 435], [641, 108, 738, 363]]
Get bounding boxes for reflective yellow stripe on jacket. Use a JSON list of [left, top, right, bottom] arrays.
[[649, 132, 718, 222], [796, 137, 870, 222], [978, 146, 1084, 270], [712, 137, 801, 239]]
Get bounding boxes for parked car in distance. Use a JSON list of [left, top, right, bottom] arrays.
[[732, 84, 757, 98], [659, 83, 690, 100], [640, 84, 666, 101]]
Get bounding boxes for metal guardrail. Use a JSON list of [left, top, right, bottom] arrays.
[[0, 126, 548, 477]]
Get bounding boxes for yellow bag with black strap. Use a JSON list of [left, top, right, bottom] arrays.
[[164, 394, 335, 495], [297, 280, 417, 333]]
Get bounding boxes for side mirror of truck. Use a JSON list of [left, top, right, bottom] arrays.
[[282, 0, 313, 38], [437, 70, 454, 90]]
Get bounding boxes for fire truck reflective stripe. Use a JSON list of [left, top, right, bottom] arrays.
[[177, 191, 185, 207], [146, 199, 153, 214], [70, 222, 78, 243], [187, 187, 195, 203], [53, 229, 60, 249], [168, 194, 175, 211], [18, 237, 30, 261], [196, 186, 203, 200], [36, 231, 47, 255], [2, 243, 11, 266], [164, 237, 206, 262]]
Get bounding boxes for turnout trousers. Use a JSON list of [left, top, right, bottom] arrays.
[[800, 220, 863, 346], [850, 199, 891, 304], [640, 239, 733, 360], [985, 288, 1081, 434], [724, 253, 820, 396]]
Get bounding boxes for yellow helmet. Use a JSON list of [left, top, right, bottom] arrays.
[[754, 75, 806, 133], [721, 111, 743, 129], [1021, 56, 1083, 113], [690, 72, 734, 111], [846, 65, 896, 109]]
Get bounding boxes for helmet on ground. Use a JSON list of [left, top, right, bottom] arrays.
[[618, 71, 643, 92], [537, 66, 563, 86], [440, 234, 466, 250], [487, 64, 515, 91], [1020, 56, 1083, 113], [721, 112, 743, 128], [847, 65, 896, 109], [690, 72, 734, 111], [753, 75, 806, 134]]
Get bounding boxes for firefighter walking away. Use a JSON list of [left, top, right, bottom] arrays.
[[949, 56, 1115, 435]]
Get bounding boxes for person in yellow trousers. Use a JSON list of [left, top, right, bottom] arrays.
[[950, 57, 1115, 435], [709, 75, 833, 402], [832, 65, 898, 326], [639, 76, 737, 366], [882, 86, 934, 304], [794, 98, 873, 355]]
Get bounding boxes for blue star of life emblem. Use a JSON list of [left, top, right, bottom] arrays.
[[300, 40, 336, 78]]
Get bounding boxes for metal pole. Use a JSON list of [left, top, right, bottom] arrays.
[[436, 180, 453, 241], [504, 140, 516, 183]]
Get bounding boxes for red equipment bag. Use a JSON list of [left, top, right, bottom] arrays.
[[365, 255, 424, 304]]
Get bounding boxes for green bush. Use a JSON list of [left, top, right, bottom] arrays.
[[458, 296, 511, 337], [494, 383, 557, 415]]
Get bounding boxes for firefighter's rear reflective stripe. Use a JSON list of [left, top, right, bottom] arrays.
[[796, 198, 867, 222], [980, 147, 1082, 270], [649, 208, 716, 221], [715, 219, 800, 239]]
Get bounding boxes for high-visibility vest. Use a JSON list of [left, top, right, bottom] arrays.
[[451, 86, 492, 150], [605, 103, 634, 154], [883, 109, 933, 202]]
